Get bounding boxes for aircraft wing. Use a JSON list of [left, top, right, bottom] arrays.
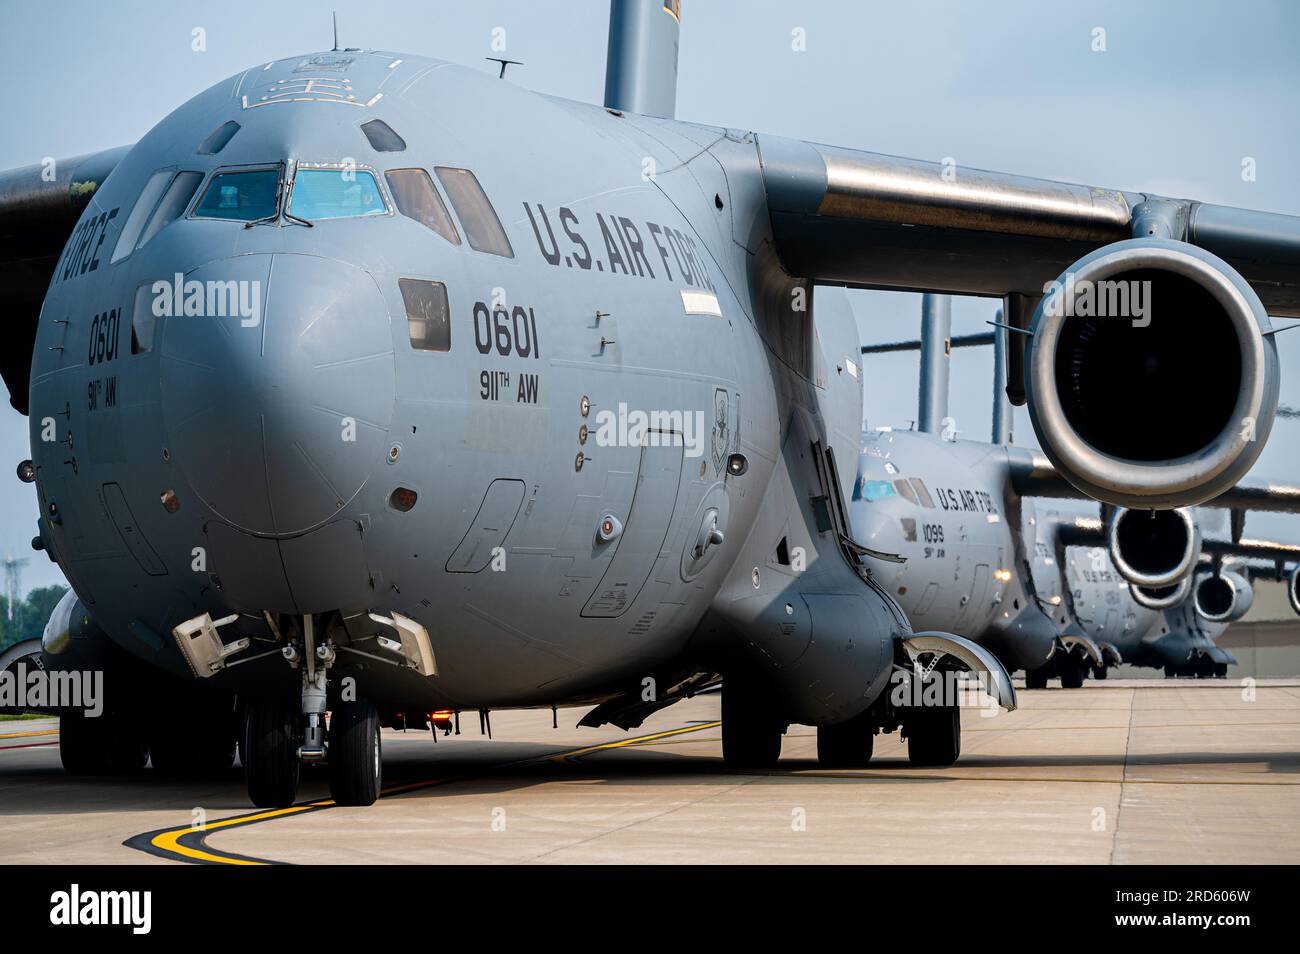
[[0, 146, 131, 413], [1006, 447, 1300, 515], [757, 135, 1300, 316], [1200, 536, 1300, 564]]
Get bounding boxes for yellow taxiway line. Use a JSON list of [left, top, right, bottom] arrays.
[[128, 720, 722, 865]]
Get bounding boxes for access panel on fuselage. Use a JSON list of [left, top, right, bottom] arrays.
[[582, 439, 684, 618]]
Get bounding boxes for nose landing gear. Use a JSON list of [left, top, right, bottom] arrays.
[[241, 615, 385, 808]]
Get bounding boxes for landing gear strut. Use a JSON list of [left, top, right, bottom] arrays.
[[241, 615, 387, 808]]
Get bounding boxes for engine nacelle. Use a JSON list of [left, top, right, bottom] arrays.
[[1193, 569, 1254, 623], [1130, 575, 1192, 610], [1108, 507, 1200, 587], [1026, 238, 1279, 509], [1289, 567, 1300, 617]]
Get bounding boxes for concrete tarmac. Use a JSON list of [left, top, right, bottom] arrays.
[[1, 679, 1298, 865]]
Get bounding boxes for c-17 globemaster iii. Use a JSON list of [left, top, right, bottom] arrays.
[[852, 309, 1300, 692], [2, 1, 1300, 806]]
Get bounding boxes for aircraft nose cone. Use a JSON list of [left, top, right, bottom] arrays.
[[159, 253, 395, 535]]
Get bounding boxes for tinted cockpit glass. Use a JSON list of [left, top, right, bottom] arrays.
[[386, 169, 460, 245], [138, 171, 204, 247], [435, 167, 514, 257], [289, 169, 385, 220], [194, 169, 279, 221]]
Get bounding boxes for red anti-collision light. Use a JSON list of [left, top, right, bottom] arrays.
[[390, 487, 418, 512]]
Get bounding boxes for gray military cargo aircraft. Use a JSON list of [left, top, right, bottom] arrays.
[[844, 428, 1275, 689], [3, 1, 1300, 806], [1052, 513, 1300, 678], [854, 313, 1300, 687]]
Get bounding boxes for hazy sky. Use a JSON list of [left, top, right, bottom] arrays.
[[2, 0, 1298, 591]]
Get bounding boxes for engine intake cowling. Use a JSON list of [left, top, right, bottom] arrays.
[[1193, 569, 1254, 623], [1130, 575, 1192, 610], [1289, 568, 1300, 617], [1108, 507, 1200, 587], [1026, 238, 1279, 509]]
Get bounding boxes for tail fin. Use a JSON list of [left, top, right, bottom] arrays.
[[604, 0, 680, 118]]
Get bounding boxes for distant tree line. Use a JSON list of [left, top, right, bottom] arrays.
[[0, 585, 69, 653]]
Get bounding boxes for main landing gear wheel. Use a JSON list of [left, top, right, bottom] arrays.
[[1092, 664, 1109, 680], [59, 710, 148, 775], [244, 696, 301, 808], [1214, 662, 1228, 678], [329, 699, 382, 806], [1024, 667, 1049, 690], [722, 682, 783, 769], [150, 717, 237, 778], [905, 701, 961, 767], [1059, 654, 1087, 689], [816, 710, 875, 768]]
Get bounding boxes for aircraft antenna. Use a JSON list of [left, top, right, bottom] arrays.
[[485, 57, 523, 79], [332, 11, 340, 52]]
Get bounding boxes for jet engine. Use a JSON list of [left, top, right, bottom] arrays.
[[1130, 575, 1193, 611], [1192, 568, 1254, 623], [1107, 507, 1200, 587], [1289, 567, 1300, 616], [1025, 238, 1279, 509]]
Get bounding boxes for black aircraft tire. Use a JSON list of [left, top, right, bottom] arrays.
[[1060, 657, 1086, 689], [59, 710, 113, 775], [329, 699, 382, 806], [722, 683, 783, 769], [1024, 667, 1049, 690], [907, 702, 961, 767], [1214, 663, 1228, 678], [244, 696, 300, 808], [59, 710, 147, 775], [107, 717, 150, 774], [151, 723, 236, 778], [816, 712, 875, 768], [1092, 665, 1108, 680]]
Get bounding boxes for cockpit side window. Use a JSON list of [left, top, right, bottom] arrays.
[[386, 169, 460, 245], [398, 278, 451, 352], [434, 167, 514, 258], [893, 479, 919, 505], [137, 171, 204, 248], [288, 168, 387, 221], [193, 168, 281, 221], [910, 478, 935, 508], [130, 282, 158, 354], [111, 168, 174, 264]]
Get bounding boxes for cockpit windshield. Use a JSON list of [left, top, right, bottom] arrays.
[[289, 169, 386, 221], [193, 168, 280, 221]]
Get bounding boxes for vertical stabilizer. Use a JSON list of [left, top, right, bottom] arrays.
[[604, 0, 680, 118]]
